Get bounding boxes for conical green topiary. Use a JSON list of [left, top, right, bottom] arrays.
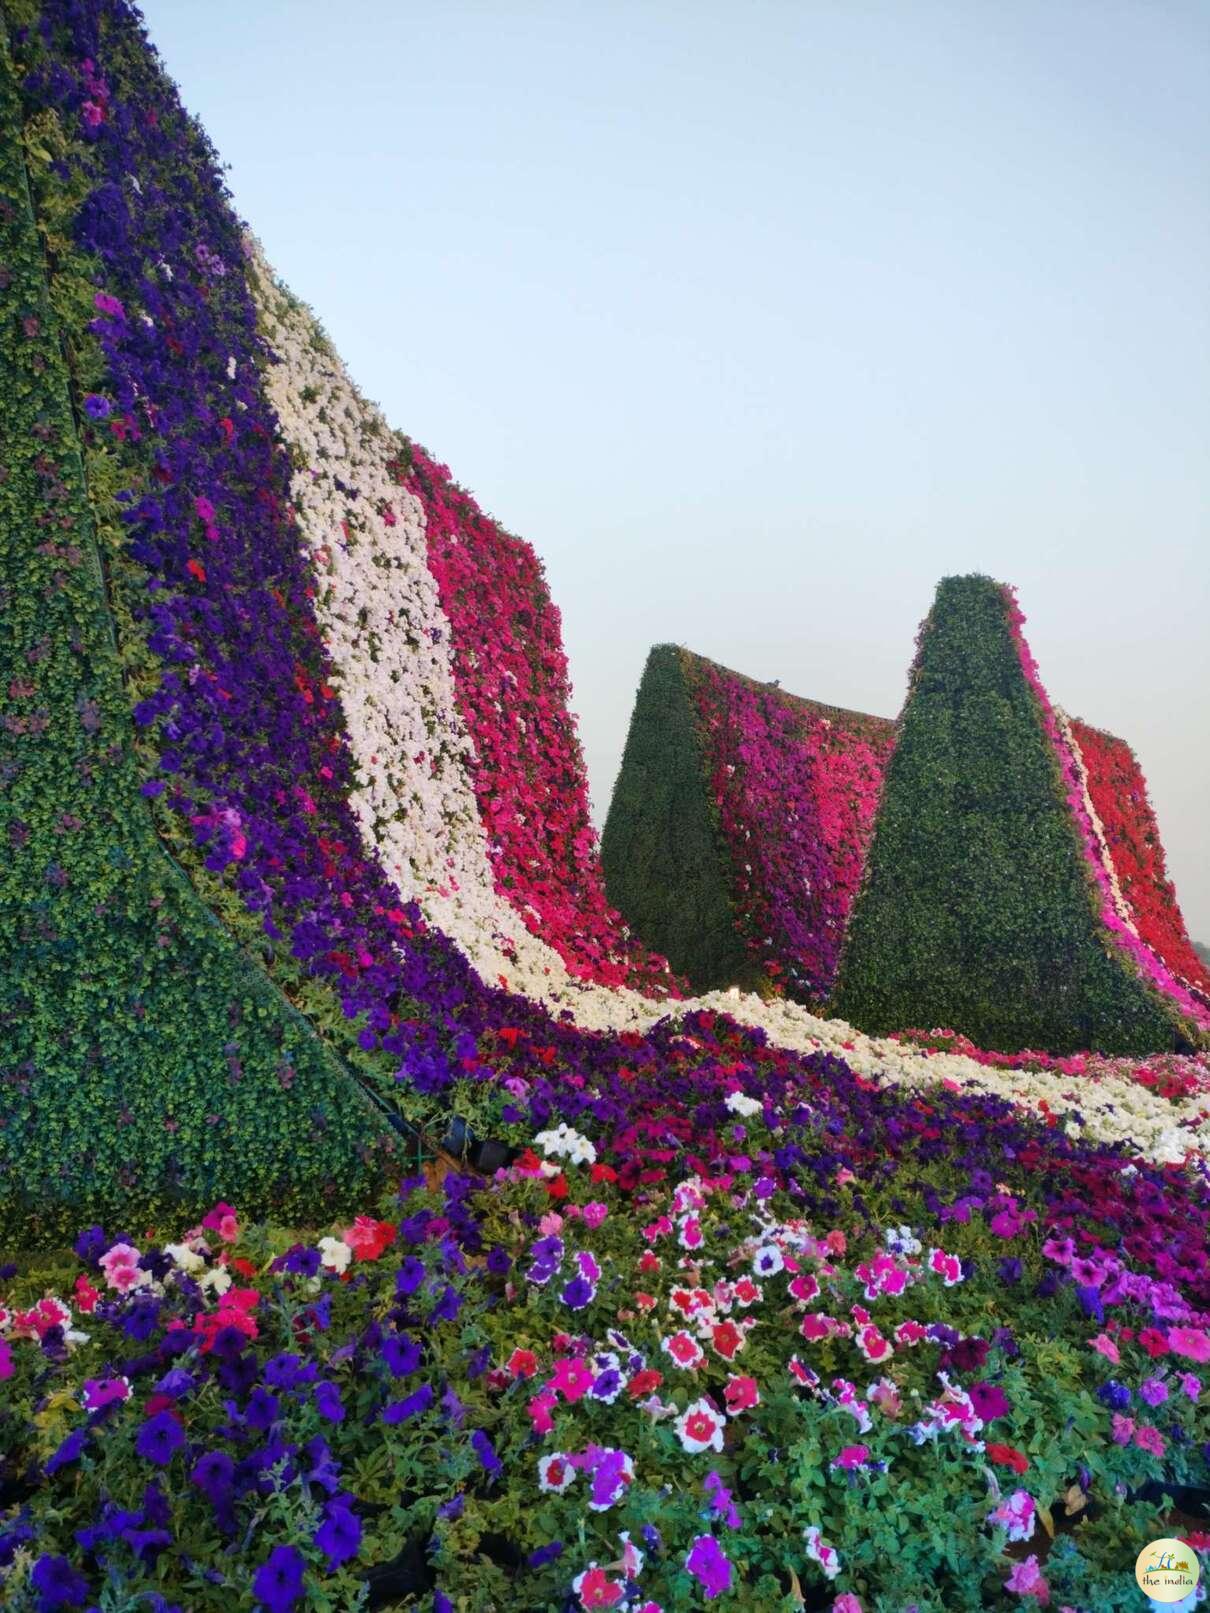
[[831, 574, 1181, 1054]]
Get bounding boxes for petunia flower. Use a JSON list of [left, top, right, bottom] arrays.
[[382, 1384, 434, 1424], [723, 1375, 760, 1415], [550, 1356, 595, 1402], [1167, 1327, 1210, 1363], [30, 1554, 89, 1609], [685, 1535, 733, 1599], [135, 1412, 184, 1466], [989, 1489, 1036, 1542], [1004, 1554, 1049, 1604], [252, 1544, 306, 1612], [538, 1452, 575, 1494], [382, 1333, 423, 1377], [82, 1375, 131, 1410], [804, 1525, 842, 1579], [675, 1399, 725, 1455], [315, 1501, 361, 1571], [571, 1565, 625, 1609]]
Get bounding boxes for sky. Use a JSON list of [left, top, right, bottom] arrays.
[[142, 0, 1210, 937]]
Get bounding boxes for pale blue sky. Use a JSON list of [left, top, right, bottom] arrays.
[[142, 0, 1210, 936]]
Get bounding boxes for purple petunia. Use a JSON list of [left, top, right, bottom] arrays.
[[528, 1540, 564, 1568], [314, 1381, 345, 1423], [685, 1534, 733, 1599], [135, 1412, 185, 1466], [83, 392, 111, 419], [315, 1500, 361, 1570], [31, 1553, 89, 1609], [471, 1428, 501, 1478], [427, 1285, 462, 1325], [191, 1449, 234, 1501], [703, 1469, 742, 1529], [252, 1543, 306, 1612], [968, 1382, 1009, 1422], [382, 1383, 434, 1424], [394, 1256, 426, 1296], [45, 1428, 87, 1475], [381, 1332, 422, 1376], [73, 1225, 109, 1264], [561, 1275, 594, 1310], [280, 1245, 322, 1278]]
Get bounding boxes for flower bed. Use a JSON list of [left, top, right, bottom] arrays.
[[2, 1096, 1209, 1611], [1005, 593, 1210, 1039]]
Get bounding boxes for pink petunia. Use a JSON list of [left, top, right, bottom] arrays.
[[1167, 1327, 1210, 1363], [1110, 1413, 1135, 1445], [1133, 1423, 1165, 1457], [550, 1357, 595, 1402], [99, 1243, 148, 1294], [662, 1332, 705, 1371], [571, 1565, 625, 1609], [723, 1375, 760, 1416], [832, 1444, 871, 1470], [856, 1325, 893, 1364], [1005, 1555, 1050, 1604]]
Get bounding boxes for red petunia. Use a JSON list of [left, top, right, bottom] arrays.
[[986, 1443, 1029, 1474]]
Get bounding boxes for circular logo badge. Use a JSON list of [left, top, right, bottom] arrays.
[[1136, 1538, 1200, 1603]]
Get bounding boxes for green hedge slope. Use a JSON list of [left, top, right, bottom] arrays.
[[831, 575, 1181, 1054], [0, 41, 394, 1244], [601, 645, 758, 993]]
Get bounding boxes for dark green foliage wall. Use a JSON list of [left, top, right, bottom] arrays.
[[602, 646, 761, 994], [0, 36, 395, 1244], [831, 575, 1180, 1054]]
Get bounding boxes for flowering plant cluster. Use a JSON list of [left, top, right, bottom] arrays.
[[1067, 719, 1210, 1008], [687, 656, 894, 1003], [2, 1105, 1208, 1611], [397, 440, 676, 995]]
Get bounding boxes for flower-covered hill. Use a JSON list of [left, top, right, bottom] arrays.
[[601, 645, 895, 1006], [2, 0, 1210, 1254]]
